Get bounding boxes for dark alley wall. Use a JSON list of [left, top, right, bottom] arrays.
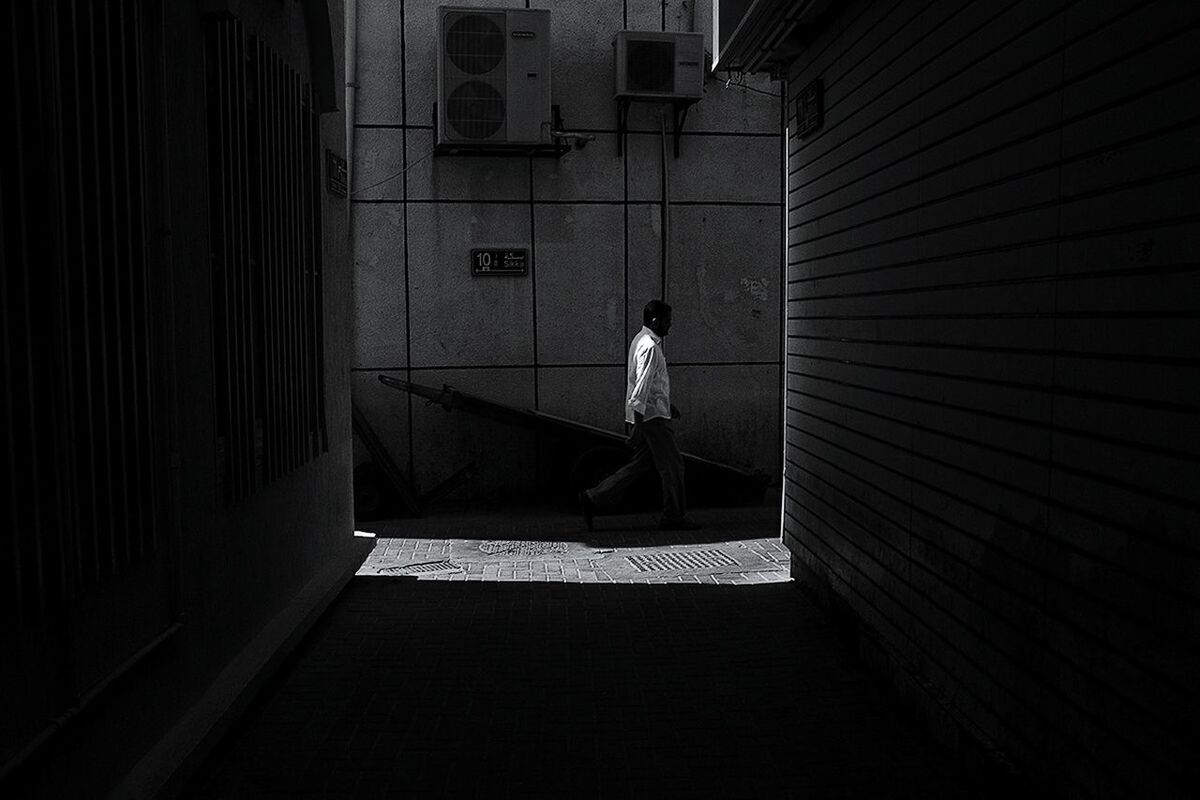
[[351, 0, 783, 504], [2, 2, 358, 796], [782, 0, 1199, 796]]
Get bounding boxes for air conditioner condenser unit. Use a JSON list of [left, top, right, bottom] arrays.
[[614, 30, 705, 102], [436, 6, 552, 147]]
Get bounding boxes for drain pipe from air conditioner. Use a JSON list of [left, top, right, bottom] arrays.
[[345, 0, 358, 195], [660, 106, 671, 303]]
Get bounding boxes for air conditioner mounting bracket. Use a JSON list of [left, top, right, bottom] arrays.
[[616, 97, 697, 158], [433, 103, 572, 158]]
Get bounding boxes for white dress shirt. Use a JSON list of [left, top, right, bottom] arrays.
[[625, 326, 671, 424]]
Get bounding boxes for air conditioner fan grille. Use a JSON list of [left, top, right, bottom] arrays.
[[446, 81, 504, 139], [626, 40, 675, 93], [446, 14, 504, 75]]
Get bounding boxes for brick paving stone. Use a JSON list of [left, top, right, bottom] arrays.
[[355, 506, 791, 587]]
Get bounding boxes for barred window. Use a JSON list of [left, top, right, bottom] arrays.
[[205, 17, 328, 505]]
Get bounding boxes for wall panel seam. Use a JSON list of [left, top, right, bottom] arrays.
[[782, 460, 1199, 688], [781, 506, 1135, 788], [788, 261, 1200, 303], [785, 416, 1200, 566], [786, 473, 1195, 734], [789, 114, 1200, 234], [786, 372, 1198, 462], [785, 353, 1195, 414], [785, 211, 1200, 283]]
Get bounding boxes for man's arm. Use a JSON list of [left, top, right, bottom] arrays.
[[627, 344, 657, 423]]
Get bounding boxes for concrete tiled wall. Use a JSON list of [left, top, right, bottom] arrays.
[[352, 0, 783, 502]]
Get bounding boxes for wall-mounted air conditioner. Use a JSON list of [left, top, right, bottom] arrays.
[[436, 6, 552, 147], [614, 30, 705, 102]]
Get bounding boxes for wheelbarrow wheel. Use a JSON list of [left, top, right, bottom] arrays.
[[568, 445, 629, 491]]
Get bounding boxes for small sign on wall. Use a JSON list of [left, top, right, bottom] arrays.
[[471, 248, 528, 276], [326, 149, 348, 197], [796, 78, 823, 139]]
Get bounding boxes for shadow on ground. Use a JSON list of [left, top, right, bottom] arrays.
[[185, 577, 982, 798], [355, 504, 784, 549]]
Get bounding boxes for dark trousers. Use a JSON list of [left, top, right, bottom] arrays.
[[585, 418, 686, 521]]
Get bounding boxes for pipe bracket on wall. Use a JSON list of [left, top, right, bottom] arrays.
[[670, 99, 694, 158], [616, 97, 697, 158], [617, 98, 631, 156]]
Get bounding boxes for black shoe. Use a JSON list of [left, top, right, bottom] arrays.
[[658, 517, 701, 531], [578, 491, 595, 531]]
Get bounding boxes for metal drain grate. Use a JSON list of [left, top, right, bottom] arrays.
[[625, 549, 738, 573], [380, 559, 461, 575], [478, 541, 568, 557]]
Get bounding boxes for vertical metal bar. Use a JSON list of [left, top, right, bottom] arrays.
[[233, 24, 249, 497], [261, 45, 274, 482], [254, 39, 268, 482], [1, 183, 21, 621], [299, 83, 312, 461], [211, 22, 228, 500], [66, 3, 101, 585], [290, 68, 302, 468], [232, 21, 248, 501], [222, 22, 243, 501], [221, 22, 239, 501], [216, 22, 238, 502], [206, 21, 220, 498], [131, 0, 158, 553], [49, 0, 79, 609], [84, 1, 120, 580], [114, 0, 138, 561], [207, 22, 224, 501], [240, 30, 258, 492], [281, 57, 293, 473], [266, 50, 278, 477], [310, 94, 321, 453], [117, 0, 150, 558], [100, 1, 135, 567], [275, 55, 287, 474], [260, 39, 279, 483], [242, 29, 257, 493], [312, 88, 321, 455], [271, 46, 283, 480], [4, 1, 28, 618], [245, 37, 262, 490], [280, 54, 295, 474], [312, 96, 327, 453]]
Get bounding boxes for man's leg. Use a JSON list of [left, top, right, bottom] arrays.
[[585, 435, 655, 510], [640, 419, 687, 522]]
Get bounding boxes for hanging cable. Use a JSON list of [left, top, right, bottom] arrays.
[[722, 69, 782, 98], [349, 148, 436, 197]]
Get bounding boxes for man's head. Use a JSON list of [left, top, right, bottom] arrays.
[[643, 300, 672, 337]]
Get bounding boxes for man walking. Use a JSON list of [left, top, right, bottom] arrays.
[[579, 300, 700, 531]]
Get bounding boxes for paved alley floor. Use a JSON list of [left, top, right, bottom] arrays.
[[355, 505, 791, 584], [184, 505, 979, 798]]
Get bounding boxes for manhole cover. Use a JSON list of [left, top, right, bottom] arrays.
[[380, 559, 461, 575], [625, 549, 738, 572], [478, 541, 568, 556]]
